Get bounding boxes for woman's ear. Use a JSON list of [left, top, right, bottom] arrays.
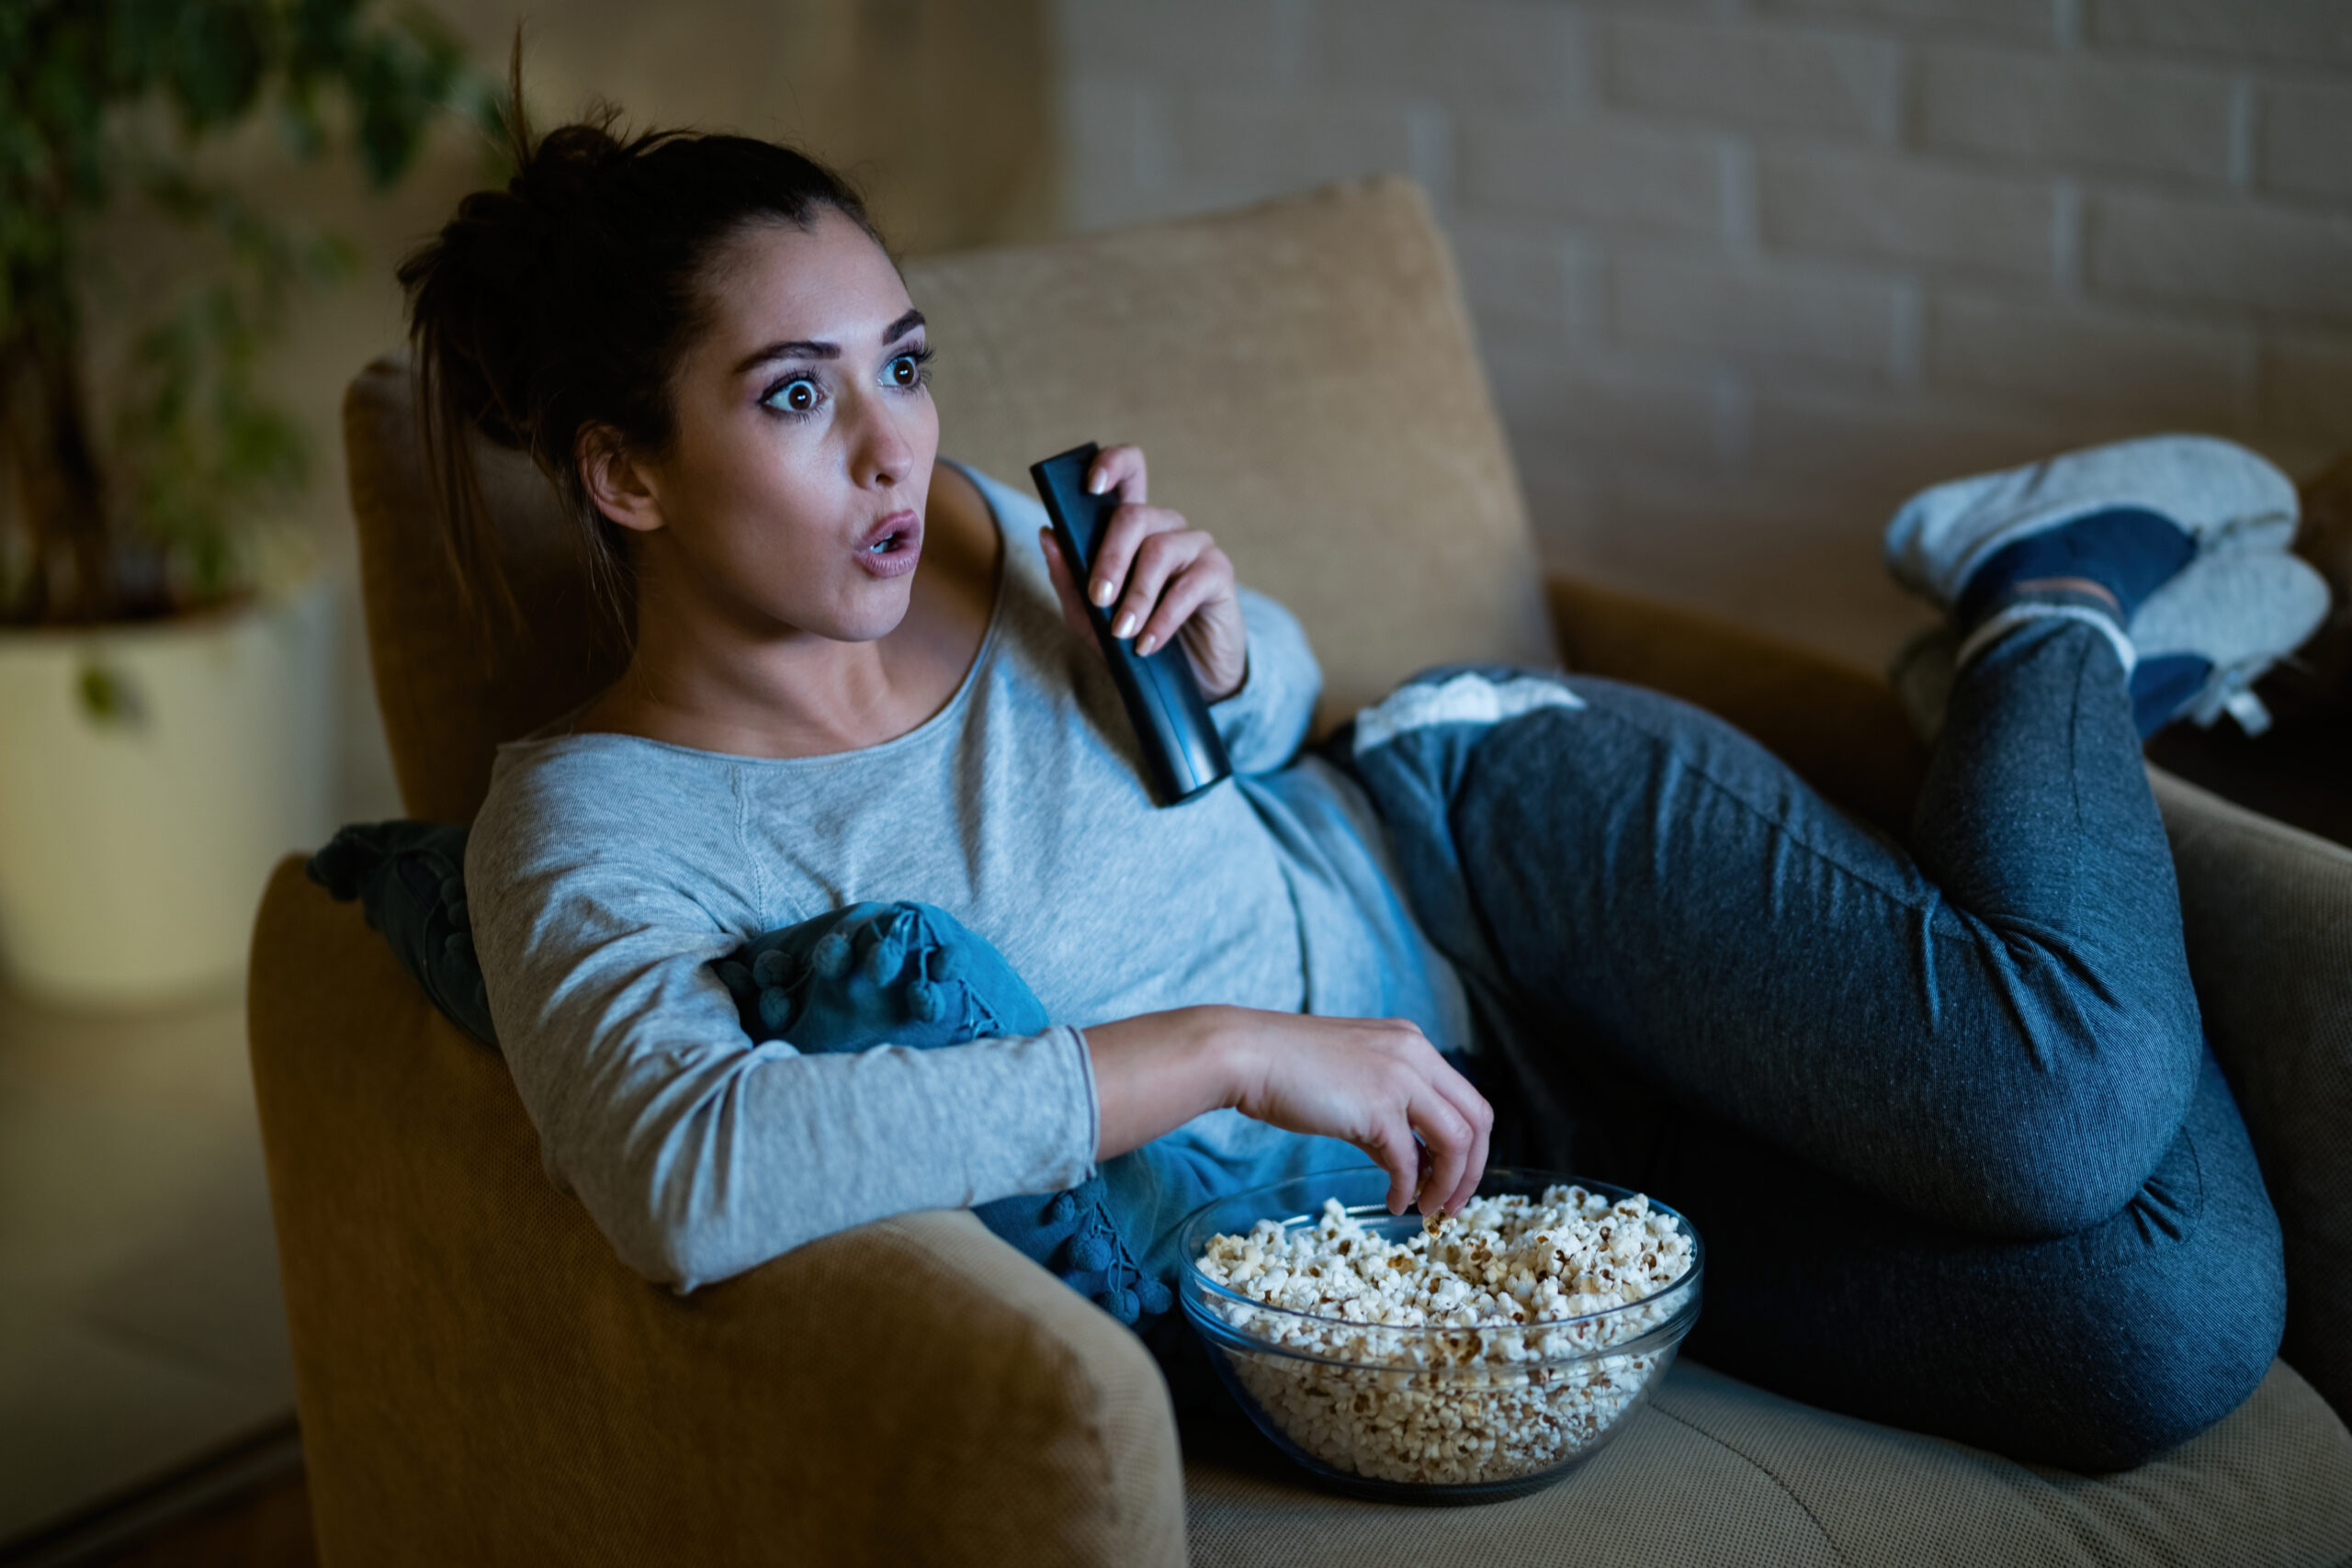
[[578, 424, 664, 535]]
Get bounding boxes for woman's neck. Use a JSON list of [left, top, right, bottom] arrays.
[[577, 465, 1001, 759]]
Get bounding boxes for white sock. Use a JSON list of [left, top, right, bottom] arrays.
[[1954, 601, 2137, 674]]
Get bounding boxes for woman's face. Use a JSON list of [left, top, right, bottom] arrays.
[[618, 208, 939, 645]]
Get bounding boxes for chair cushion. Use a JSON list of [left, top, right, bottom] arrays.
[[1184, 1359, 2352, 1567]]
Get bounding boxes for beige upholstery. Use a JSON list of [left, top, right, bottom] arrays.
[[255, 178, 2352, 1566], [902, 181, 1557, 735], [1186, 1361, 2352, 1567], [249, 861, 1183, 1565], [342, 365, 620, 825]]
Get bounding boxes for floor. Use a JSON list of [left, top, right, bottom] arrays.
[[81, 1467, 317, 1568], [0, 575, 401, 1562], [0, 980, 300, 1557]]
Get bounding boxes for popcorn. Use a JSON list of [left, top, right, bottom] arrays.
[[1193, 1185, 1696, 1488]]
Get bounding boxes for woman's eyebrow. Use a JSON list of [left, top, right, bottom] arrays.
[[732, 310, 928, 376]]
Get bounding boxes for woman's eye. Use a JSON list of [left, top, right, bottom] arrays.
[[885, 353, 923, 389], [765, 375, 821, 413]]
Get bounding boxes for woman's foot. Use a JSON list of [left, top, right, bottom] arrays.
[[1883, 435, 2326, 739]]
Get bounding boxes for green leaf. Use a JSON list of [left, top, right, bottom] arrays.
[[162, 0, 270, 132], [6, 0, 494, 626], [76, 663, 145, 726]]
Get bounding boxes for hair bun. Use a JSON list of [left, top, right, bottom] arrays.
[[506, 119, 626, 226], [456, 190, 547, 291]]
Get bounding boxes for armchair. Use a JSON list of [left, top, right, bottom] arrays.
[[251, 179, 2352, 1565]]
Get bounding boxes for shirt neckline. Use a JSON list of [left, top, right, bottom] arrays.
[[503, 457, 1015, 771]]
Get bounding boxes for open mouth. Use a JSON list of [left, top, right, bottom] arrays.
[[855, 513, 922, 578]]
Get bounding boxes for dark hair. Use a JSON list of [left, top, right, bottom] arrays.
[[399, 57, 883, 635]]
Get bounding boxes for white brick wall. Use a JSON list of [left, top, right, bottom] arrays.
[[1915, 46, 2241, 183], [1458, 116, 1724, 235], [1056, 0, 2352, 667]]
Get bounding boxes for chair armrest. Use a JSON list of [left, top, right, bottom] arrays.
[[2152, 770, 2352, 1426], [248, 858, 1183, 1567], [1544, 574, 1929, 834]]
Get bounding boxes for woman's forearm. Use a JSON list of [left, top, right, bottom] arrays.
[[1082, 1006, 1244, 1160], [1079, 1005, 1495, 1217]]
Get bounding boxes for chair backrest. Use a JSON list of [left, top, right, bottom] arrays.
[[342, 361, 617, 824], [341, 176, 1555, 822]]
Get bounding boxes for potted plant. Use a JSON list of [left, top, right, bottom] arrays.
[[0, 0, 481, 1007]]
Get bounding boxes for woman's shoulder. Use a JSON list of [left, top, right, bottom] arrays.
[[465, 735, 768, 950], [474, 733, 740, 877], [948, 460, 1046, 529], [490, 725, 734, 798]]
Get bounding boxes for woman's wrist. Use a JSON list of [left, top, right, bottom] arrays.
[[1204, 652, 1250, 706]]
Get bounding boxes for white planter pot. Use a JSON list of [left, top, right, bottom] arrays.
[[0, 578, 338, 1010]]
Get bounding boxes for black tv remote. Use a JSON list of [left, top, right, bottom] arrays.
[[1030, 444, 1235, 806]]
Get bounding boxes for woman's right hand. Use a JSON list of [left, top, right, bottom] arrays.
[[1082, 1006, 1494, 1217]]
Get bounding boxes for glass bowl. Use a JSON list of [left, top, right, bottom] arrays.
[[1178, 1166, 1702, 1504]]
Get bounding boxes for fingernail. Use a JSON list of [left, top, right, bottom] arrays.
[[1114, 611, 1138, 638], [1091, 580, 1114, 606], [1086, 472, 1107, 494], [1136, 633, 1158, 655]]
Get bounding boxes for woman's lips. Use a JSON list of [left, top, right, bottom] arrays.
[[854, 510, 922, 580]]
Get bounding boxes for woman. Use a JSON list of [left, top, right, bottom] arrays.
[[406, 104, 2314, 1473]]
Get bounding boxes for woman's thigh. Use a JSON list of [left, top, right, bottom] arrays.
[[1341, 655, 2203, 1239]]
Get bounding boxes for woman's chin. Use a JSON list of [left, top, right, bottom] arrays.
[[825, 583, 916, 644]]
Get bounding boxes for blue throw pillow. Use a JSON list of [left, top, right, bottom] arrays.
[[307, 821, 494, 1046], [714, 900, 1170, 1323], [305, 825, 1170, 1324]]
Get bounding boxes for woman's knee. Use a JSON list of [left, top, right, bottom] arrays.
[[2030, 1252, 2284, 1472], [2008, 1066, 2286, 1471]]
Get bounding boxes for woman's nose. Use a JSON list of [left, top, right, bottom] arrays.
[[849, 395, 914, 489]]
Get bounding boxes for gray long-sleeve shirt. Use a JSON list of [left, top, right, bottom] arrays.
[[468, 465, 1470, 1289]]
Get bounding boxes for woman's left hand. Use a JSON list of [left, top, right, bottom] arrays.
[[1038, 444, 1249, 703]]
